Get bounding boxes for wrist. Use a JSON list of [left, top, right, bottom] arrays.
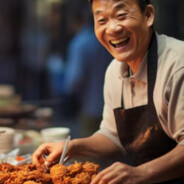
[[68, 138, 79, 156], [137, 164, 154, 184]]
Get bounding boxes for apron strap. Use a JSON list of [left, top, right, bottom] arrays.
[[147, 31, 158, 106], [121, 31, 158, 108], [121, 85, 125, 108]]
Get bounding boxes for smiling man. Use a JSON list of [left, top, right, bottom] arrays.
[[93, 0, 152, 74], [33, 0, 184, 183]]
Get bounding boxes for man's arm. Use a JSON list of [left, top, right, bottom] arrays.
[[139, 144, 184, 183], [32, 133, 122, 166], [91, 145, 184, 184], [69, 133, 123, 158]]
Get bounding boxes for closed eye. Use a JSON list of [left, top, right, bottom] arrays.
[[98, 18, 106, 23], [117, 13, 127, 18], [96, 18, 107, 25]]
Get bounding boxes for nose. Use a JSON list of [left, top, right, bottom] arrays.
[[106, 20, 122, 35]]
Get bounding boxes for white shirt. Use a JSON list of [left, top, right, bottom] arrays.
[[97, 33, 184, 149]]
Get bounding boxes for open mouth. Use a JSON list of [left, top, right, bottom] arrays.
[[110, 37, 130, 48]]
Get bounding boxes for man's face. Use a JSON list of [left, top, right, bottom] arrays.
[[92, 0, 154, 63]]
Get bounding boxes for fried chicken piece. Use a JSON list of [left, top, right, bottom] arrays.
[[24, 181, 42, 184], [37, 164, 49, 173], [82, 162, 99, 175], [50, 162, 99, 184], [67, 162, 83, 176], [27, 170, 52, 184], [0, 171, 10, 184], [3, 168, 51, 184], [50, 164, 69, 184], [0, 163, 17, 172], [62, 177, 72, 184], [17, 164, 37, 172], [4, 170, 28, 184], [71, 172, 91, 184], [17, 163, 46, 173]]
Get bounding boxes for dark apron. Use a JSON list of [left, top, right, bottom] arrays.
[[113, 32, 184, 184]]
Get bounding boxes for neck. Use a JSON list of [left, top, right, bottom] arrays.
[[128, 59, 142, 74], [128, 30, 153, 74]]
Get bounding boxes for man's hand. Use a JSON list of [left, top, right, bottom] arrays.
[[32, 141, 66, 167], [91, 145, 184, 184], [91, 162, 146, 184]]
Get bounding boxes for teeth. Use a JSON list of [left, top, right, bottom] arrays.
[[111, 37, 128, 44]]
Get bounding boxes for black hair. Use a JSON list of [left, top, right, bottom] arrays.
[[138, 0, 151, 12], [88, 0, 151, 12]]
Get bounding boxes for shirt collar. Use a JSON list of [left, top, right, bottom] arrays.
[[119, 53, 148, 83]]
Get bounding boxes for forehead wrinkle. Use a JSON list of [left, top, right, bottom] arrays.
[[93, 0, 126, 16], [113, 2, 126, 11]]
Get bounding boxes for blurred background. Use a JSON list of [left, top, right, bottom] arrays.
[[0, 0, 183, 155]]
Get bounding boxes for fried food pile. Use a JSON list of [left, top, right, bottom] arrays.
[[0, 161, 99, 184]]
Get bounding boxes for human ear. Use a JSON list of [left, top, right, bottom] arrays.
[[145, 4, 155, 27]]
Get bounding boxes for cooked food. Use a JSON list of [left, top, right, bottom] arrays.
[[0, 163, 17, 172], [0, 171, 10, 184], [50, 164, 69, 184], [0, 161, 99, 184], [82, 161, 99, 175], [67, 162, 83, 176], [72, 172, 91, 184], [24, 181, 42, 184], [5, 170, 28, 184], [50, 161, 99, 184], [16, 163, 37, 172]]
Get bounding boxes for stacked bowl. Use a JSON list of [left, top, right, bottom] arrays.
[[41, 127, 70, 143], [0, 127, 15, 153]]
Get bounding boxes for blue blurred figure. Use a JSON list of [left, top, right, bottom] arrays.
[[63, 0, 113, 137], [46, 53, 65, 97]]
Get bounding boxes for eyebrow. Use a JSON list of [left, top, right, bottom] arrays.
[[94, 9, 103, 16], [114, 2, 126, 10], [94, 1, 126, 16]]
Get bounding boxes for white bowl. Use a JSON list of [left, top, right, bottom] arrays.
[[0, 127, 15, 153], [0, 127, 15, 135], [41, 127, 70, 143]]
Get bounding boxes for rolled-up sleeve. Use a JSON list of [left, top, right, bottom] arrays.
[[162, 68, 184, 145], [95, 61, 124, 151], [170, 68, 184, 144]]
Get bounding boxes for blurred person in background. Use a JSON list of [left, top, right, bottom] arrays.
[[46, 2, 66, 98], [21, 0, 66, 100], [62, 0, 113, 137], [20, 0, 50, 100]]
